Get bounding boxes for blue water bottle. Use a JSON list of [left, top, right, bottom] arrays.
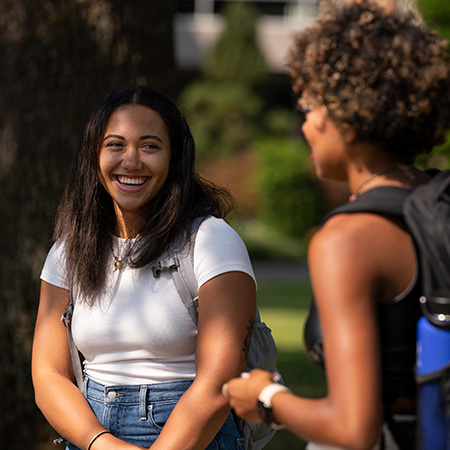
[[416, 293, 450, 450]]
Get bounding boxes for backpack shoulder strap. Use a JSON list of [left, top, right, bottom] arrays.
[[152, 214, 263, 327], [61, 291, 85, 394], [151, 217, 204, 326], [320, 186, 410, 226], [403, 170, 450, 294]]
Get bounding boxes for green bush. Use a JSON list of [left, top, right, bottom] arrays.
[[256, 137, 326, 239]]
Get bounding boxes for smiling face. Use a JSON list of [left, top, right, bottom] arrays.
[[98, 104, 171, 237]]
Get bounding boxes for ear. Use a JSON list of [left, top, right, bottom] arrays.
[[341, 123, 357, 144]]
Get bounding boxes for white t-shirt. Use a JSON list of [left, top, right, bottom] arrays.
[[41, 216, 256, 386]]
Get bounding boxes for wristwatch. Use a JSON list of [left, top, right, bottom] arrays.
[[257, 383, 291, 429]]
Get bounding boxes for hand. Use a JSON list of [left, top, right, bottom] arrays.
[[222, 369, 274, 423]]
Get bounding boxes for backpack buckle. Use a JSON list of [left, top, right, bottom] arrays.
[[151, 257, 179, 278]]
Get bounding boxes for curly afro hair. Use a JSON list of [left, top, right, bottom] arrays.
[[287, 0, 450, 159]]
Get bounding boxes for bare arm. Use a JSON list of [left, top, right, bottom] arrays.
[[227, 216, 390, 450], [149, 271, 256, 450], [32, 281, 144, 450]]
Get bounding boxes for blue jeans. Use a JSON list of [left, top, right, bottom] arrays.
[[66, 377, 245, 450]]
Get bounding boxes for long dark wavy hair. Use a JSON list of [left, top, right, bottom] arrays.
[[54, 86, 234, 303]]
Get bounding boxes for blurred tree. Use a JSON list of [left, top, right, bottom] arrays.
[[416, 0, 450, 168], [203, 1, 267, 86], [180, 2, 267, 160], [0, 0, 176, 447]]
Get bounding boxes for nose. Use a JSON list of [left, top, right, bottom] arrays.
[[121, 147, 143, 171], [301, 119, 307, 135]]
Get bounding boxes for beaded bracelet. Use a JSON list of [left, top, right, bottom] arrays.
[[87, 430, 112, 450]]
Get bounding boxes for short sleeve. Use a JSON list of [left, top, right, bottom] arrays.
[[193, 216, 256, 289], [40, 240, 69, 290]]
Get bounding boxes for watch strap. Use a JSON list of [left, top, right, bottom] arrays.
[[257, 383, 291, 429]]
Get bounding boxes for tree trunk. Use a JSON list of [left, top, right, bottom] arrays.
[[0, 1, 177, 447]]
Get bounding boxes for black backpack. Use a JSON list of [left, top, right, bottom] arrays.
[[403, 170, 450, 450]]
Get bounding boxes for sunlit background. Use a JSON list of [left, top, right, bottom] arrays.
[[0, 1, 449, 448]]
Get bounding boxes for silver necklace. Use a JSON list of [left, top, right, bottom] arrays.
[[349, 163, 415, 201]]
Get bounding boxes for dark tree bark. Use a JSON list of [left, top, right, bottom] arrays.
[[0, 1, 177, 447]]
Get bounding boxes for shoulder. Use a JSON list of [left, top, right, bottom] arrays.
[[314, 212, 386, 252], [196, 216, 244, 245], [40, 239, 69, 289], [192, 216, 255, 287], [310, 212, 397, 278]]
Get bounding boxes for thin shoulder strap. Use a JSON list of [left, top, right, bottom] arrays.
[[61, 292, 85, 394]]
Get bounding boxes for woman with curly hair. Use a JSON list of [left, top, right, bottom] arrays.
[[223, 1, 450, 449], [32, 86, 257, 450]]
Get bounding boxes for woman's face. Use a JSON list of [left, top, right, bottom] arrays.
[[300, 97, 349, 182], [98, 105, 171, 233]]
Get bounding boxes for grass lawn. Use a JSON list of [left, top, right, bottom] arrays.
[[256, 280, 327, 450]]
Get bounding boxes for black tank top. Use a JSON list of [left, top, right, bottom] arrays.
[[303, 186, 422, 404]]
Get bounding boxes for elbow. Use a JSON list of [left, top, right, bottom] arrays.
[[338, 421, 381, 450], [32, 373, 47, 412]]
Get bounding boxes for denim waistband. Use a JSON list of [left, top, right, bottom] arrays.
[[84, 377, 194, 421]]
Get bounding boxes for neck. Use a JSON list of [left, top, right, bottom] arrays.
[[349, 163, 415, 201], [115, 216, 141, 239]]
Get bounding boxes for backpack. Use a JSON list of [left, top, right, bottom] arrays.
[[62, 217, 281, 450], [402, 170, 450, 450], [151, 217, 282, 450]]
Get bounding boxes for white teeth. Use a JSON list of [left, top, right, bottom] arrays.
[[117, 176, 146, 186]]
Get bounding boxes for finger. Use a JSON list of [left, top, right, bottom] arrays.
[[222, 382, 230, 399]]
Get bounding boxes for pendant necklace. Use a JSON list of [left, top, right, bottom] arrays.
[[349, 163, 415, 202], [111, 240, 134, 272]]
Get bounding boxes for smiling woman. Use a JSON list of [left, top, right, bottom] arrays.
[[31, 86, 257, 450]]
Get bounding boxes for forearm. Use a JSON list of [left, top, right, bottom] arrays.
[[226, 370, 381, 450], [150, 382, 231, 450], [33, 371, 143, 450], [271, 393, 381, 450]]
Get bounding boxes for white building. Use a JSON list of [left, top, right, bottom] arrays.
[[174, 0, 319, 73]]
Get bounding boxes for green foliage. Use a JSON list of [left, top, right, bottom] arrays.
[[204, 2, 267, 86], [236, 219, 306, 262], [179, 1, 268, 160], [180, 81, 263, 159], [418, 0, 450, 40], [416, 0, 450, 168], [256, 137, 326, 239]]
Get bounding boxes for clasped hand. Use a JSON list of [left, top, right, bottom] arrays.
[[222, 369, 274, 423]]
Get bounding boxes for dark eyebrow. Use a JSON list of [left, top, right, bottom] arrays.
[[103, 134, 163, 143], [140, 135, 163, 143], [103, 134, 124, 141]]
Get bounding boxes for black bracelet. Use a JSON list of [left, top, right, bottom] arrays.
[[87, 430, 111, 450]]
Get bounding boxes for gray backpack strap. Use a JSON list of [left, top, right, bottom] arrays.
[[152, 254, 198, 326], [151, 217, 202, 326], [61, 291, 85, 394]]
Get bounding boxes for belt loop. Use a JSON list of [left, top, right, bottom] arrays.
[[83, 377, 88, 397], [139, 385, 148, 420]]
